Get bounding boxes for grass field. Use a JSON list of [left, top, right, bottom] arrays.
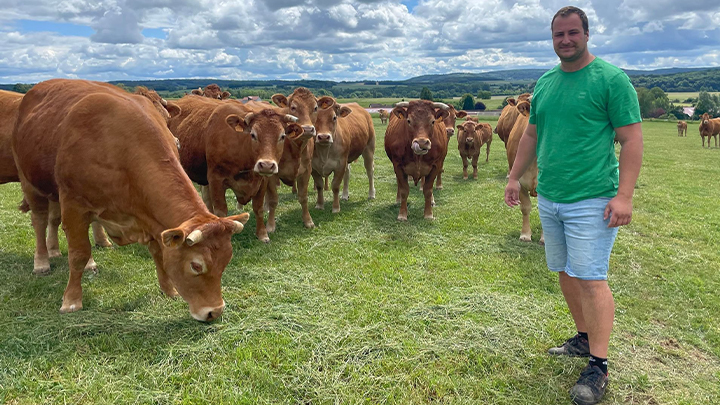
[[1, 119, 719, 404], [336, 97, 506, 110]]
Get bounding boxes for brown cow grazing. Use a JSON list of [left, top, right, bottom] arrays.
[[699, 113, 720, 148], [191, 84, 231, 100], [465, 115, 479, 122], [385, 100, 450, 221], [506, 100, 543, 244], [457, 121, 493, 180], [495, 93, 532, 149], [169, 95, 303, 242], [12, 79, 249, 320], [378, 109, 389, 125], [245, 88, 323, 230], [677, 120, 687, 137], [433, 105, 467, 191], [312, 99, 375, 213]]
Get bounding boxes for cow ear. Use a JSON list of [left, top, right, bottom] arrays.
[[457, 124, 463, 131], [285, 123, 304, 138], [165, 102, 181, 119], [272, 94, 288, 107], [456, 110, 467, 118], [191, 88, 203, 96], [517, 101, 530, 116], [161, 228, 186, 248], [338, 106, 352, 118], [392, 107, 407, 120], [221, 91, 231, 100], [435, 109, 449, 120], [317, 96, 335, 110], [226, 114, 247, 132], [507, 98, 516, 107]]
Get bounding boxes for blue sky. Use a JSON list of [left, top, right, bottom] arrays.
[[1, 0, 719, 83]]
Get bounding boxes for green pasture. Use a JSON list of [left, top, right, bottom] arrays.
[[0, 120, 718, 403], [338, 97, 506, 110]]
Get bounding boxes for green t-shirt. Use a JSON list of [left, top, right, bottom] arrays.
[[529, 57, 641, 203]]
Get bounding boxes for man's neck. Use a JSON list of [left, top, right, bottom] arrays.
[[560, 53, 595, 73]]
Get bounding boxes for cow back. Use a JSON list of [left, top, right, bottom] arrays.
[[337, 103, 375, 163]]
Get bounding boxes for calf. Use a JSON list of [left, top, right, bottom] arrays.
[[506, 100, 543, 244], [191, 84, 231, 100], [434, 105, 467, 190], [312, 99, 375, 213], [457, 121, 492, 180], [699, 113, 720, 148], [385, 100, 449, 221], [677, 120, 687, 137], [378, 109, 389, 125], [169, 95, 302, 242], [12, 79, 249, 321]]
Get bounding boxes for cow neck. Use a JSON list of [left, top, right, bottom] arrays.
[[138, 155, 213, 237]]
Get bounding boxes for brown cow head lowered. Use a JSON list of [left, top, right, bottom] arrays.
[[314, 99, 352, 145], [272, 87, 323, 138], [134, 86, 181, 122], [160, 212, 250, 321], [192, 84, 231, 100], [392, 100, 450, 155], [226, 109, 303, 176]]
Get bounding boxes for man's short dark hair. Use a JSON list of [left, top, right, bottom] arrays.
[[551, 6, 589, 34]]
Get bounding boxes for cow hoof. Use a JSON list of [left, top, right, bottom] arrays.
[[95, 240, 113, 248], [424, 215, 435, 220], [315, 204, 323, 210], [397, 215, 407, 221], [48, 249, 62, 258], [260, 237, 270, 243], [32, 266, 51, 276], [304, 221, 315, 229], [84, 258, 98, 274], [341, 196, 349, 201], [332, 207, 340, 214], [266, 224, 276, 233], [519, 235, 532, 242], [463, 176, 468, 180], [539, 237, 545, 246], [59, 301, 82, 313], [435, 185, 443, 190], [368, 189, 376, 200]]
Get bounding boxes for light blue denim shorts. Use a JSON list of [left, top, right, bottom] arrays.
[[537, 194, 619, 280]]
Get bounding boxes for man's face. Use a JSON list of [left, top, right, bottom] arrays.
[[552, 14, 589, 63]]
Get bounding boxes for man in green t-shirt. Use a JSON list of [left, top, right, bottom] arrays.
[[504, 6, 643, 405]]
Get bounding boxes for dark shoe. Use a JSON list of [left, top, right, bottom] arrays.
[[570, 365, 608, 405], [548, 334, 590, 357]]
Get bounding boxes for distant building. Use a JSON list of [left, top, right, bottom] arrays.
[[240, 96, 262, 104], [683, 107, 695, 117]]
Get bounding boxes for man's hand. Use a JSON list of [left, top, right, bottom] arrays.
[[604, 195, 633, 227], [504, 180, 521, 207]]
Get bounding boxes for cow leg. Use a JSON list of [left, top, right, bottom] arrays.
[[485, 142, 491, 163], [148, 239, 178, 297], [28, 196, 51, 275], [422, 170, 437, 220], [200, 185, 213, 212], [312, 171, 324, 210], [341, 163, 350, 201], [394, 165, 410, 221], [265, 177, 279, 233], [332, 162, 348, 213], [324, 176, 329, 191], [715, 135, 718, 148], [519, 187, 533, 242], [59, 202, 92, 313], [435, 169, 443, 190], [297, 168, 315, 228], [251, 187, 269, 243], [472, 154, 479, 180], [362, 146, 375, 200], [291, 179, 298, 195], [47, 200, 62, 259], [462, 155, 469, 179], [92, 222, 112, 248], [208, 177, 229, 217]]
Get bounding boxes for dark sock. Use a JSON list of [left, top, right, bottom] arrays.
[[589, 355, 608, 375], [577, 331, 588, 341]]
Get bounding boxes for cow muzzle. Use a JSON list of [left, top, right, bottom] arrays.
[[316, 133, 333, 144], [302, 125, 316, 138], [254, 160, 278, 176], [411, 139, 431, 155], [191, 300, 226, 322], [465, 138, 474, 144], [446, 128, 455, 136]]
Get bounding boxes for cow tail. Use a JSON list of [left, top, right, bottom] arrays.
[[18, 198, 30, 213]]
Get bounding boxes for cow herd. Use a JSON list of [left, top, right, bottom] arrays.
[[0, 79, 707, 321]]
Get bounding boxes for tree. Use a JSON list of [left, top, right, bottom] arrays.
[[420, 87, 433, 101], [474, 101, 486, 111], [477, 90, 492, 99], [695, 91, 718, 117], [12, 83, 33, 93], [459, 94, 475, 110]]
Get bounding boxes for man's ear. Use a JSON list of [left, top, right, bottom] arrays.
[[272, 94, 288, 107]]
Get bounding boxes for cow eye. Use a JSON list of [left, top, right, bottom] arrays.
[[314, 105, 318, 112], [431, 119, 436, 125], [279, 133, 286, 141], [407, 119, 411, 124], [251, 132, 257, 141], [190, 261, 203, 275], [291, 106, 296, 112], [333, 115, 337, 121]]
